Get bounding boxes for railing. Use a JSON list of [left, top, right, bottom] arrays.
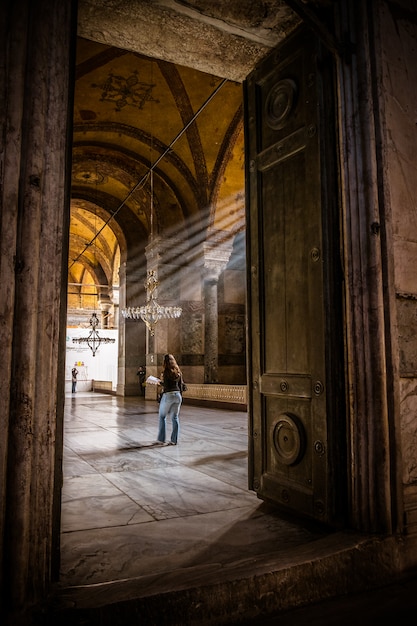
[[92, 380, 114, 393], [182, 383, 247, 406]]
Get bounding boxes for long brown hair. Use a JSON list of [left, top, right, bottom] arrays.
[[162, 353, 181, 381]]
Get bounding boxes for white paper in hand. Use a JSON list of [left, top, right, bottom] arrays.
[[146, 375, 161, 384]]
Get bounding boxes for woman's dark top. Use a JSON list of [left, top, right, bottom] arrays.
[[162, 373, 182, 393]]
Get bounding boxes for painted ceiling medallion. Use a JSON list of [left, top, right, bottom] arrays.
[[92, 70, 159, 112], [72, 167, 107, 185]]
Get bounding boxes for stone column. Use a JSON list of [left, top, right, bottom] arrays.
[[98, 292, 112, 328], [109, 285, 119, 329], [335, 0, 394, 533], [0, 0, 76, 617], [145, 237, 186, 344], [142, 236, 186, 397], [117, 262, 147, 396], [203, 238, 233, 383]]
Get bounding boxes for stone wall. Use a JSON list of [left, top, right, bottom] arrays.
[[378, 0, 417, 534]]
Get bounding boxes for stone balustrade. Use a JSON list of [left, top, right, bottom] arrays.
[[92, 380, 247, 408], [92, 380, 114, 393], [182, 383, 247, 407]]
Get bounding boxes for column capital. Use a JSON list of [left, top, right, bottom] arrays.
[[203, 234, 234, 282], [98, 295, 112, 311], [109, 286, 119, 306]]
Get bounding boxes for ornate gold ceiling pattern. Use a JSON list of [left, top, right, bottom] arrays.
[[69, 37, 245, 321]]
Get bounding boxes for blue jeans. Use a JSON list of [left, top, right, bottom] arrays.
[[157, 391, 182, 444]]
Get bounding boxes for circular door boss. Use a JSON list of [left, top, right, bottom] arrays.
[[273, 412, 306, 466], [265, 78, 297, 130]]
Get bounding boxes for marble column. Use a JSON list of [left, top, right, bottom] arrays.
[[0, 0, 76, 617], [98, 292, 112, 328], [145, 236, 186, 347], [109, 285, 119, 329], [203, 239, 233, 383], [117, 263, 147, 396], [335, 0, 394, 533], [141, 236, 186, 396]]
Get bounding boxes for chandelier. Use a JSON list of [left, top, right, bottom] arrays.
[[120, 83, 182, 337], [121, 270, 182, 336], [117, 67, 227, 337], [72, 312, 116, 356]]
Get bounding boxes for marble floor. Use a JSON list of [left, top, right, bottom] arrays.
[[60, 392, 330, 588], [57, 392, 417, 624]]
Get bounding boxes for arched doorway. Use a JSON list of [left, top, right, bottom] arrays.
[[61, 40, 250, 587], [68, 39, 247, 393], [2, 2, 409, 622]]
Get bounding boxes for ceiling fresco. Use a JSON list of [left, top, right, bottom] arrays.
[[69, 37, 245, 320]]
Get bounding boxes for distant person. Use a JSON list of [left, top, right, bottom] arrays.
[[71, 367, 78, 393], [156, 353, 186, 446], [137, 365, 146, 396]]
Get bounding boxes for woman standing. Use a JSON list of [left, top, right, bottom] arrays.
[[156, 353, 185, 445]]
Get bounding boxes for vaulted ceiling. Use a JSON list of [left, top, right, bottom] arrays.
[[69, 0, 331, 320], [69, 38, 245, 315]]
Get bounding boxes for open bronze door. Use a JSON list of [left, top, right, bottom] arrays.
[[244, 26, 346, 526]]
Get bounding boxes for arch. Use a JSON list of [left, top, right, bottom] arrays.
[[209, 112, 245, 236]]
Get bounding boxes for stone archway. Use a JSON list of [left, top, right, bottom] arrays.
[[3, 2, 417, 623]]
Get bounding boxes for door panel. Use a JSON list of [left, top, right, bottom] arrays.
[[245, 26, 345, 525]]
